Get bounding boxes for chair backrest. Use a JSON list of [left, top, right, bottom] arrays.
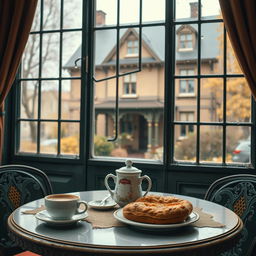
[[205, 174, 256, 256], [0, 165, 53, 249]]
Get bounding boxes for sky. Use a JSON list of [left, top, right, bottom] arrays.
[[96, 0, 221, 25]]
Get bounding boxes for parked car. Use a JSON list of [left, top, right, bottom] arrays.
[[232, 140, 250, 163]]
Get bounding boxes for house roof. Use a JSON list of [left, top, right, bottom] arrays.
[[64, 16, 220, 69]]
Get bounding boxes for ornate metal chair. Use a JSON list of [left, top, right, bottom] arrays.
[[0, 165, 53, 256], [205, 174, 256, 256]]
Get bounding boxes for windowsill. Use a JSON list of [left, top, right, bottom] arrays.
[[121, 94, 138, 99], [178, 48, 193, 52], [177, 93, 196, 98]]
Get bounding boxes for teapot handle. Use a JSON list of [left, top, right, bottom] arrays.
[[140, 175, 152, 196], [104, 174, 117, 198]]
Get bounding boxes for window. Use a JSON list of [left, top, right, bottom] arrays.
[[127, 40, 139, 55], [179, 33, 193, 50], [179, 70, 195, 94], [123, 74, 136, 96], [9, 0, 253, 171]]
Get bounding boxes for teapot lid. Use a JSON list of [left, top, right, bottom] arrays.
[[116, 159, 141, 174]]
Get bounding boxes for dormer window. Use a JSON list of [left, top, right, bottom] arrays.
[[179, 32, 193, 51], [127, 40, 138, 56]]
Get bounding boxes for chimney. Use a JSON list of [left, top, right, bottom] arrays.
[[96, 10, 106, 26], [190, 2, 199, 18]]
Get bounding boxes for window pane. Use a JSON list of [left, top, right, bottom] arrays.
[[62, 31, 82, 77], [96, 0, 117, 26], [226, 35, 243, 74], [120, 0, 140, 25], [226, 78, 251, 122], [62, 80, 81, 120], [40, 122, 58, 154], [21, 34, 40, 79], [63, 0, 82, 29], [20, 81, 38, 119], [19, 121, 38, 153], [200, 126, 222, 163], [227, 126, 251, 164], [43, 0, 60, 30], [176, 0, 198, 20], [201, 0, 222, 19], [61, 122, 80, 155], [31, 0, 41, 32], [201, 23, 223, 75], [41, 81, 58, 119], [174, 125, 196, 162], [200, 78, 223, 122], [41, 33, 60, 78], [142, 0, 165, 23]]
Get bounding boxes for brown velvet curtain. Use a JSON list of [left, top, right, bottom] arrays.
[[219, 0, 256, 98], [0, 0, 38, 162]]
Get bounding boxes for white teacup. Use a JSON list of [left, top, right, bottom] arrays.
[[44, 194, 88, 220]]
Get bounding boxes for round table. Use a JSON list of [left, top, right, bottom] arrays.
[[8, 191, 243, 256]]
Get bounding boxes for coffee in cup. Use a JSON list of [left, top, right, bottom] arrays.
[[44, 194, 88, 220]]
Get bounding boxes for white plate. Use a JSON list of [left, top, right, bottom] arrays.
[[35, 210, 88, 226], [88, 199, 117, 210], [113, 208, 199, 229]]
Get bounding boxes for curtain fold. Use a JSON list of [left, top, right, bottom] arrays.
[[0, 0, 38, 162], [219, 0, 256, 99]]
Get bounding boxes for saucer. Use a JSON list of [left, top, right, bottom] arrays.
[[88, 199, 117, 210], [35, 210, 88, 226]]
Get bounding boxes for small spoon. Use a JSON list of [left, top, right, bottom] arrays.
[[99, 194, 111, 206]]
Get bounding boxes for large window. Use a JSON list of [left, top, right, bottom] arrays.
[[12, 0, 253, 168]]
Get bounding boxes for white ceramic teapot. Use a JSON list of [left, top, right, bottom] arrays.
[[104, 159, 152, 207]]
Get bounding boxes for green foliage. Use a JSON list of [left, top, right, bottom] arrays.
[[94, 135, 114, 156]]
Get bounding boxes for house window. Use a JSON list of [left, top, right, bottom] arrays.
[[123, 74, 136, 95], [179, 70, 195, 94], [180, 112, 194, 138], [127, 40, 139, 55], [179, 33, 193, 50], [10, 0, 252, 171]]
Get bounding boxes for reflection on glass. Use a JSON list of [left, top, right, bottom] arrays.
[[226, 126, 251, 164], [200, 126, 222, 163], [61, 80, 80, 120], [61, 122, 80, 155], [227, 78, 251, 123], [174, 125, 196, 162], [20, 81, 39, 119], [41, 81, 58, 119], [19, 121, 37, 153], [200, 78, 223, 122], [40, 122, 58, 154]]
